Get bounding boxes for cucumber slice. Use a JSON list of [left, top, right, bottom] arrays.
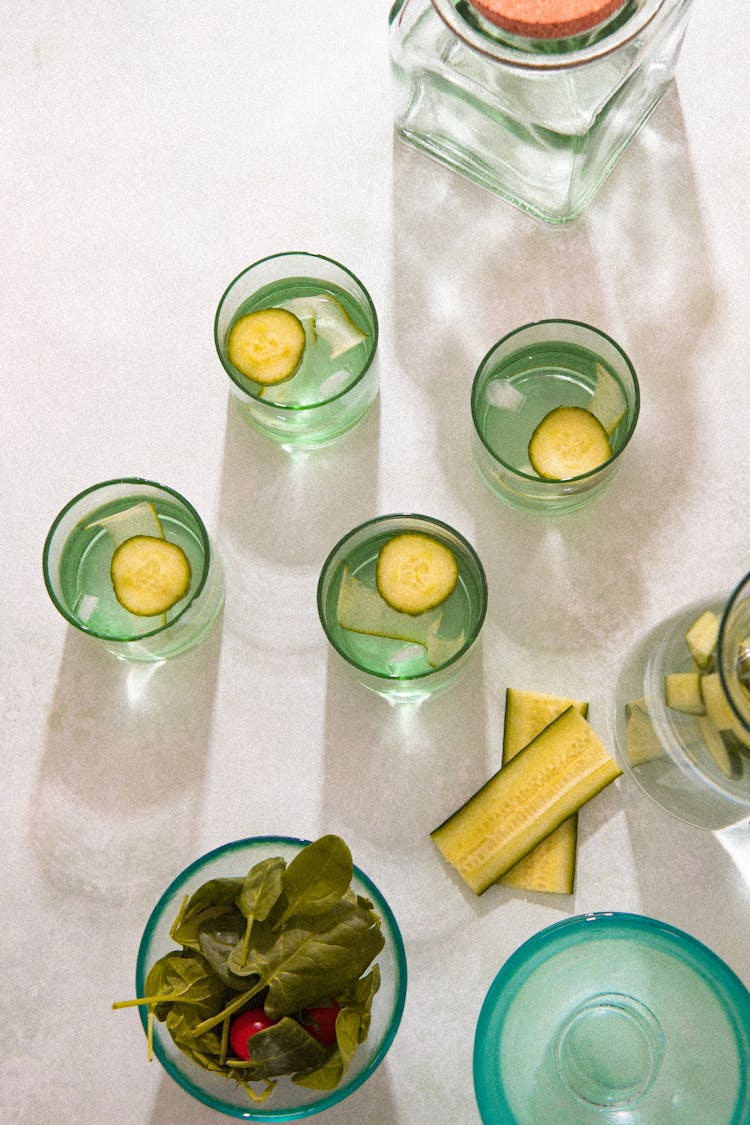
[[499, 689, 588, 895], [227, 307, 306, 385], [336, 566, 464, 668], [625, 698, 664, 765], [86, 500, 164, 547], [701, 672, 750, 749], [279, 294, 367, 359], [375, 533, 458, 616], [110, 535, 191, 617], [430, 707, 621, 895], [697, 714, 739, 779], [528, 406, 612, 480], [664, 671, 705, 715], [685, 609, 720, 670], [588, 362, 627, 436]]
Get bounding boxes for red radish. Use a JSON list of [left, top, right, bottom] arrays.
[[229, 1008, 275, 1060], [300, 1000, 341, 1047]]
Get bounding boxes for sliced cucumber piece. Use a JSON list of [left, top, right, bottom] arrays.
[[664, 671, 705, 715], [279, 294, 367, 359], [685, 609, 720, 670], [701, 672, 750, 749], [430, 707, 621, 894], [697, 714, 739, 779], [110, 535, 191, 617], [500, 689, 589, 896], [86, 500, 164, 547], [227, 307, 306, 385], [336, 566, 464, 668], [528, 406, 612, 480], [375, 533, 458, 616], [625, 698, 664, 765], [588, 362, 627, 436]]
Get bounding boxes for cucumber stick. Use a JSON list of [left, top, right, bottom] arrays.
[[499, 689, 588, 895], [431, 707, 621, 895]]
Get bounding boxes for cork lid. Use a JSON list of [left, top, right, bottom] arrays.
[[468, 0, 627, 39]]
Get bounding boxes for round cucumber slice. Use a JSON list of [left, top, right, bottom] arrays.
[[227, 307, 306, 385], [376, 533, 458, 616], [528, 406, 612, 481], [110, 534, 191, 617]]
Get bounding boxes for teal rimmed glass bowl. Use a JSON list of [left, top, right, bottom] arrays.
[[474, 912, 750, 1124], [134, 836, 407, 1120]]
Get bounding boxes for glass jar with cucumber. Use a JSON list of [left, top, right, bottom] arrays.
[[615, 571, 750, 829]]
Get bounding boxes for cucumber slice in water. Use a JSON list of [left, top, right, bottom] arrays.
[[86, 500, 164, 546], [110, 535, 191, 617], [227, 307, 306, 385], [528, 406, 612, 480], [376, 533, 458, 616], [336, 566, 464, 669], [431, 707, 621, 894], [588, 362, 627, 436]]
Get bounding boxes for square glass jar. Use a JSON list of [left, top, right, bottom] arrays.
[[389, 0, 695, 223]]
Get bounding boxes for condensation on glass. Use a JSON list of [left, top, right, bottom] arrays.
[[389, 0, 695, 223]]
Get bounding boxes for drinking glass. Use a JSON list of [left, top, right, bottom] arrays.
[[43, 478, 224, 661], [317, 514, 487, 703], [471, 320, 639, 513], [215, 252, 379, 450]]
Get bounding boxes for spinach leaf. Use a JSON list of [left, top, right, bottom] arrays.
[[170, 877, 244, 952], [234, 856, 286, 970], [240, 893, 384, 1019], [274, 835, 353, 930], [293, 967, 382, 1090]]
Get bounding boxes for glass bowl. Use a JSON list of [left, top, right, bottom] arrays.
[[133, 836, 407, 1120], [474, 912, 750, 1124]]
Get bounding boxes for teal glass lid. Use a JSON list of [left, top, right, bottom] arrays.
[[473, 912, 750, 1124]]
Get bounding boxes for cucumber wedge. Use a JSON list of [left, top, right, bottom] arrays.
[[336, 565, 464, 668], [528, 406, 611, 480], [86, 500, 164, 547], [664, 671, 705, 715], [499, 689, 588, 895], [685, 609, 720, 670], [624, 698, 664, 765], [376, 533, 458, 616], [431, 707, 621, 894], [701, 672, 750, 749], [588, 362, 627, 436], [227, 307, 306, 385]]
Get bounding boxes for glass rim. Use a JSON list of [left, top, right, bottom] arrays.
[[473, 911, 750, 1122], [135, 834, 408, 1121], [430, 0, 670, 71], [317, 512, 488, 682], [214, 250, 379, 412], [42, 476, 213, 642], [718, 568, 750, 735], [470, 317, 640, 484]]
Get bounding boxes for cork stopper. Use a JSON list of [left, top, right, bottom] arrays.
[[468, 0, 627, 39]]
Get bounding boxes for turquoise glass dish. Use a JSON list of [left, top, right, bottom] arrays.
[[134, 836, 407, 1120], [474, 912, 750, 1124]]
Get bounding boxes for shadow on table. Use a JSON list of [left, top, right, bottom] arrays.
[[28, 616, 222, 907], [216, 395, 380, 655], [320, 641, 491, 947], [390, 85, 716, 667]]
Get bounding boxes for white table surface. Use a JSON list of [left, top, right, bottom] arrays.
[[4, 2, 750, 1122]]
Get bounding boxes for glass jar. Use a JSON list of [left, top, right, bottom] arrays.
[[389, 0, 695, 223]]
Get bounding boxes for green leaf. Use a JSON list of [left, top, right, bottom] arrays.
[[170, 877, 244, 951], [275, 835, 353, 930], [228, 1016, 327, 1080], [247, 895, 384, 1019], [234, 856, 286, 970]]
